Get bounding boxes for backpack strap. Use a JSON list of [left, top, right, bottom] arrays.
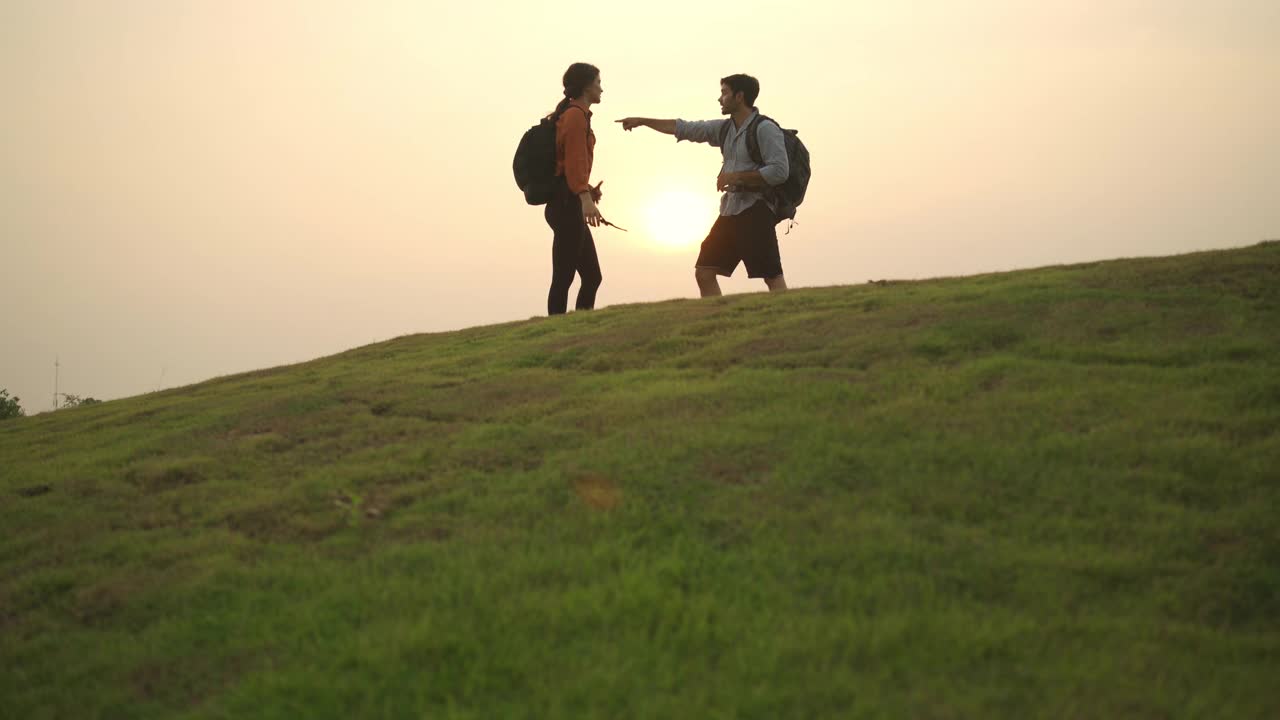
[[746, 114, 782, 167], [720, 112, 781, 168], [558, 103, 590, 128], [553, 103, 592, 153], [719, 112, 776, 166], [551, 103, 591, 130]]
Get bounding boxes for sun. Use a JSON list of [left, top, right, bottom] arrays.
[[644, 190, 715, 250]]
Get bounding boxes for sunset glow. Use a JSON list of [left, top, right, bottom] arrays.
[[643, 190, 717, 250]]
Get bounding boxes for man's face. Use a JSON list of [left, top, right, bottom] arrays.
[[718, 84, 742, 115], [585, 75, 603, 104]]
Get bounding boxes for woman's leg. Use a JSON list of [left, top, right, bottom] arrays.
[[574, 226, 602, 311], [546, 193, 584, 315]]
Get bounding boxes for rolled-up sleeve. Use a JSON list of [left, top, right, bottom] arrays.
[[675, 118, 728, 146], [756, 121, 790, 187], [560, 110, 592, 194]]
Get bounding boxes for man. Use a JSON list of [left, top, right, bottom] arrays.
[[617, 74, 790, 297]]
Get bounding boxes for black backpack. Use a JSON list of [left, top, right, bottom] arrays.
[[513, 106, 588, 206], [718, 114, 811, 223]]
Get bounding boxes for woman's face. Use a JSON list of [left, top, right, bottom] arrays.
[[585, 74, 603, 104]]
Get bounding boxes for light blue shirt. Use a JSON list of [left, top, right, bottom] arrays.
[[675, 110, 790, 217]]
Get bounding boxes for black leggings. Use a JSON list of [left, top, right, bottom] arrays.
[[544, 183, 602, 315]]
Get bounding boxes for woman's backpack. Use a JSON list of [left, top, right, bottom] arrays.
[[512, 106, 589, 206]]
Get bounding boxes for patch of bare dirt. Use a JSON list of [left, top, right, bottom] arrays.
[[574, 475, 621, 511]]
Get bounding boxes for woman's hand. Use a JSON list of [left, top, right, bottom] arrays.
[[580, 193, 603, 227], [590, 181, 603, 204]]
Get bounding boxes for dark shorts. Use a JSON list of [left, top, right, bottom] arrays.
[[694, 201, 783, 279]]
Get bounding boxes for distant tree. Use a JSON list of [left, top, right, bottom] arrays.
[[1, 389, 23, 419], [59, 393, 100, 409]]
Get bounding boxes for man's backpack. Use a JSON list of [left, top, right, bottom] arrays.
[[513, 106, 588, 206], [718, 114, 811, 223]]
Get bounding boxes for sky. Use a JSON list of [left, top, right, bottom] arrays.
[[2, 1, 1278, 411]]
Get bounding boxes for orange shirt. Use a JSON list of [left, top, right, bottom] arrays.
[[555, 100, 595, 195]]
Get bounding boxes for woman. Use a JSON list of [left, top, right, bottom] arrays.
[[546, 63, 605, 315]]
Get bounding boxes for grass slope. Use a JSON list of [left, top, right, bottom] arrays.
[[3, 243, 1279, 719]]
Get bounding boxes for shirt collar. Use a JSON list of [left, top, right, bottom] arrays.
[[570, 99, 593, 116], [730, 109, 759, 134]]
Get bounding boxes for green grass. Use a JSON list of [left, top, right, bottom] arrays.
[[3, 242, 1279, 718]]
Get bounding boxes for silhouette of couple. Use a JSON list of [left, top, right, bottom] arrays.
[[543, 63, 791, 316]]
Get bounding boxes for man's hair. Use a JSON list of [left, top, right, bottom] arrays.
[[720, 73, 760, 107]]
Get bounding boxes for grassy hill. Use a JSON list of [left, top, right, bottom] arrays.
[[3, 242, 1279, 718]]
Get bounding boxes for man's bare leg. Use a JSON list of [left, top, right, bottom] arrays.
[[765, 274, 788, 292], [695, 267, 723, 298]]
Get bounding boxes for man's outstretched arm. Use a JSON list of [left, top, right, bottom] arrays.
[[619, 117, 729, 147], [616, 118, 676, 134]]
